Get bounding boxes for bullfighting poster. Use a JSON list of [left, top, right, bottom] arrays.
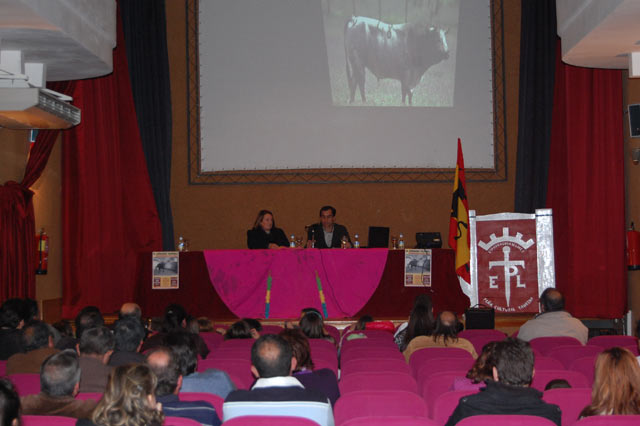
[[464, 209, 555, 313], [404, 249, 432, 287], [152, 251, 179, 289]]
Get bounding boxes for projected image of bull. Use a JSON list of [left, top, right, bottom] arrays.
[[345, 17, 448, 105], [322, 0, 458, 107]]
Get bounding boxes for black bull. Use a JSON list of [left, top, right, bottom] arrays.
[[344, 16, 449, 105]]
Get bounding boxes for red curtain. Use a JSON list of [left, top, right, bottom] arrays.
[[547, 43, 626, 318], [61, 11, 162, 317]]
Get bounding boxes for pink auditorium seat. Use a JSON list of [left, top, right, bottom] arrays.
[[259, 325, 284, 334], [543, 387, 591, 426], [309, 338, 338, 354], [8, 373, 40, 396], [333, 390, 428, 425], [197, 358, 253, 389], [534, 356, 564, 371], [586, 335, 638, 350], [529, 337, 583, 356], [340, 347, 403, 363], [324, 324, 341, 342], [414, 358, 474, 384], [421, 371, 469, 416], [207, 348, 251, 361], [408, 348, 473, 377], [573, 415, 640, 425], [216, 338, 255, 351], [21, 416, 76, 426], [432, 390, 478, 425], [179, 392, 224, 419], [624, 344, 639, 356], [568, 355, 598, 386], [163, 416, 201, 426], [309, 345, 338, 362], [199, 332, 224, 351], [530, 369, 590, 391], [341, 337, 397, 352], [546, 345, 602, 369], [339, 371, 418, 395], [456, 415, 557, 426], [341, 357, 410, 377], [458, 329, 506, 340], [464, 335, 504, 356], [221, 416, 320, 425], [340, 416, 437, 426], [312, 353, 338, 377]]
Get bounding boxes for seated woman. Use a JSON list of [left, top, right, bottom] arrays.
[[452, 341, 498, 391], [247, 209, 289, 249], [395, 294, 435, 352], [80, 364, 164, 426], [299, 310, 336, 346], [579, 347, 640, 418], [279, 328, 340, 406], [224, 320, 259, 340], [403, 310, 478, 363]]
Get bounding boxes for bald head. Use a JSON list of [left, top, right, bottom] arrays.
[[119, 303, 141, 320], [440, 311, 456, 326], [433, 310, 460, 340], [540, 288, 564, 312], [146, 347, 180, 396], [251, 335, 293, 378]]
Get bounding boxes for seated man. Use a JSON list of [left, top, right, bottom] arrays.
[[77, 326, 114, 393], [517, 288, 588, 344], [21, 350, 97, 418], [118, 302, 142, 321], [306, 205, 351, 248], [6, 320, 58, 374], [223, 335, 334, 426], [109, 317, 146, 367], [146, 346, 220, 426], [445, 338, 561, 426]]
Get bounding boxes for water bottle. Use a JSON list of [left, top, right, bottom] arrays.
[[353, 234, 360, 248], [398, 233, 405, 250], [290, 235, 296, 248], [178, 236, 185, 252]]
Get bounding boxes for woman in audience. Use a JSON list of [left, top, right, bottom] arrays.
[[452, 341, 498, 391], [579, 347, 640, 417], [279, 328, 340, 406], [396, 301, 435, 352], [246, 209, 289, 249], [141, 304, 209, 358], [224, 320, 259, 340], [81, 364, 164, 426], [299, 311, 336, 346], [0, 379, 20, 426]]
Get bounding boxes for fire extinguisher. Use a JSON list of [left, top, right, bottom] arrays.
[[35, 228, 48, 275], [627, 222, 640, 270]]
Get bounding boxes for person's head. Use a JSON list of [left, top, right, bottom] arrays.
[[92, 364, 164, 426], [355, 315, 373, 331], [41, 349, 81, 397], [75, 306, 104, 339], [279, 328, 314, 372], [492, 338, 534, 387], [544, 379, 571, 390], [52, 320, 73, 338], [162, 304, 187, 332], [432, 311, 460, 343], [253, 210, 276, 232], [300, 307, 322, 319], [413, 294, 433, 311], [145, 347, 182, 397], [23, 298, 39, 322], [242, 318, 262, 332], [224, 320, 254, 340], [587, 347, 640, 415], [163, 330, 199, 376], [113, 317, 146, 353], [405, 304, 435, 343], [119, 303, 142, 321], [466, 341, 498, 383], [0, 379, 19, 426], [299, 312, 326, 339], [197, 317, 214, 332], [22, 320, 52, 351], [539, 288, 564, 313], [319, 206, 336, 231], [78, 326, 115, 361], [251, 334, 294, 379], [0, 299, 25, 329]]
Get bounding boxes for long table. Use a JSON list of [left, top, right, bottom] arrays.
[[135, 249, 467, 319]]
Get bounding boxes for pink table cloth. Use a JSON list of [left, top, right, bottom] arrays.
[[203, 248, 388, 318]]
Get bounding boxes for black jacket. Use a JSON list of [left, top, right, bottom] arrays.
[[306, 223, 351, 248], [247, 227, 289, 249]]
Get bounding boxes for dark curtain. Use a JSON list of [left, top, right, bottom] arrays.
[[0, 81, 74, 302], [61, 9, 162, 318], [547, 42, 626, 318], [120, 0, 175, 250], [514, 0, 556, 213]]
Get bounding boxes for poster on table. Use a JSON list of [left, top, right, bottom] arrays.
[[404, 249, 432, 287], [152, 251, 179, 289]]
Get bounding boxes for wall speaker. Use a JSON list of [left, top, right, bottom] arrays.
[[629, 104, 640, 138]]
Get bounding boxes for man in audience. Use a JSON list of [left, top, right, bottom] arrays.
[[146, 346, 220, 426], [517, 288, 588, 344], [0, 299, 26, 360], [446, 338, 561, 426], [109, 317, 146, 366], [21, 350, 97, 418], [6, 320, 58, 374], [77, 326, 114, 393], [74, 306, 105, 341], [118, 302, 142, 320], [223, 334, 334, 426]]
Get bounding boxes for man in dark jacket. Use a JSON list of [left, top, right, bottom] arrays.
[[446, 338, 561, 426], [306, 206, 351, 248]]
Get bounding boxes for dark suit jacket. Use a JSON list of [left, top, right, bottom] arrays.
[[307, 223, 351, 248], [247, 227, 289, 249]]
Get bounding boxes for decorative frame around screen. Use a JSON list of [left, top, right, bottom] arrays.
[[186, 0, 506, 185]]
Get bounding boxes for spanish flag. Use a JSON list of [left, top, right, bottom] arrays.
[[449, 138, 470, 284]]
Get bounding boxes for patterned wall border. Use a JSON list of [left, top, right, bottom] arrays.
[[186, 0, 506, 185]]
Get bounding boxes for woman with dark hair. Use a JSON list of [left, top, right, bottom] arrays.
[[0, 379, 19, 426], [452, 341, 498, 391], [299, 312, 336, 346], [579, 347, 640, 417], [395, 294, 435, 351], [81, 364, 164, 426], [224, 320, 259, 340], [247, 210, 289, 249], [279, 329, 340, 406], [403, 311, 477, 362]]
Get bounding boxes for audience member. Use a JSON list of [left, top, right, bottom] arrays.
[[21, 350, 97, 418], [545, 379, 571, 391], [77, 326, 114, 393], [118, 302, 142, 321], [517, 288, 588, 344], [279, 328, 340, 406], [109, 317, 146, 367], [354, 315, 373, 331], [6, 320, 58, 374], [197, 317, 214, 332], [242, 318, 263, 332], [146, 347, 220, 426], [579, 347, 640, 417], [0, 299, 26, 360], [75, 306, 105, 341], [0, 378, 20, 426], [224, 320, 259, 340], [79, 364, 164, 426], [445, 338, 561, 426], [403, 311, 477, 362], [395, 295, 435, 352], [299, 311, 335, 346], [142, 304, 209, 358], [453, 341, 498, 391], [53, 320, 76, 350], [223, 335, 334, 425]]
